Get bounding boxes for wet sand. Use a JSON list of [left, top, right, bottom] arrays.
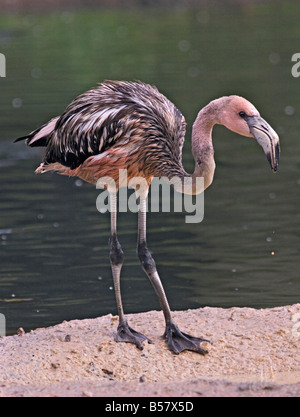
[[0, 304, 299, 397]]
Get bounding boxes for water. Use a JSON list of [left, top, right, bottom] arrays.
[[1, 3, 300, 335]]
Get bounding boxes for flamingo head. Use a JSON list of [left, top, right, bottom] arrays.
[[220, 95, 280, 173]]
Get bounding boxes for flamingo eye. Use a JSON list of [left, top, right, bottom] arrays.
[[239, 111, 246, 118]]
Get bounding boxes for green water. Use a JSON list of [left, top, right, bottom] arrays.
[[1, 3, 300, 335]]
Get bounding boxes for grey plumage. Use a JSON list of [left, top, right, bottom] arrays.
[[15, 81, 187, 180]]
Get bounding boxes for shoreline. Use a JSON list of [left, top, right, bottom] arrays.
[[0, 304, 299, 397]]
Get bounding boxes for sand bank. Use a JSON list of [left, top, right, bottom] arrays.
[[0, 304, 299, 397]]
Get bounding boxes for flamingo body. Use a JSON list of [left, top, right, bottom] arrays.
[[19, 81, 186, 187]]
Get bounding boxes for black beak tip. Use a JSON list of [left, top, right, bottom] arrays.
[[270, 160, 279, 173], [266, 152, 279, 173]]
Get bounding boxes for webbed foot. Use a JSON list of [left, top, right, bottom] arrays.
[[164, 321, 210, 355], [115, 321, 152, 350]]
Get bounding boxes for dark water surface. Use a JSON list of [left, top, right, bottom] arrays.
[[1, 3, 300, 334]]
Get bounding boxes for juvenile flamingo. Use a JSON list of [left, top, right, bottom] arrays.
[[15, 81, 280, 354]]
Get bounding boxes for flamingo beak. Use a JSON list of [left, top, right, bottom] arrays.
[[246, 115, 280, 173]]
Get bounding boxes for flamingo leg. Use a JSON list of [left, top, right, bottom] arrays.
[[109, 191, 151, 350], [137, 194, 210, 355]]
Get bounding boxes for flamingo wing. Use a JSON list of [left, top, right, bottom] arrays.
[[15, 81, 187, 176]]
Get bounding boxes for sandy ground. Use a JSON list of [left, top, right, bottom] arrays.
[[0, 304, 300, 397]]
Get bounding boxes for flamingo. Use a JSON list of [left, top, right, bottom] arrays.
[[15, 81, 280, 355]]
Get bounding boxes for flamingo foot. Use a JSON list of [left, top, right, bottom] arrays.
[[115, 321, 152, 350], [164, 322, 210, 355]]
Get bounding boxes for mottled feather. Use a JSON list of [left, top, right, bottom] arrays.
[[16, 81, 187, 184]]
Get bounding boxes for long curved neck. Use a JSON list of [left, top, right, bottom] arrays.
[[172, 101, 218, 195], [191, 106, 217, 189]]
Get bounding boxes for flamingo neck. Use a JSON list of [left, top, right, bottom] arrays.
[[191, 103, 218, 189], [171, 102, 217, 195]]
